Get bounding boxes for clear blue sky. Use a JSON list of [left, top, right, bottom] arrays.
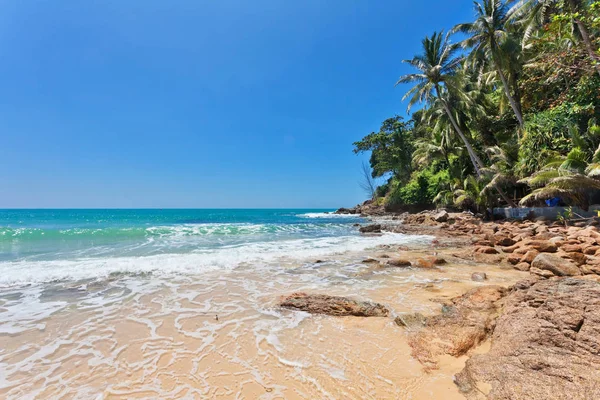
[[0, 1, 472, 208]]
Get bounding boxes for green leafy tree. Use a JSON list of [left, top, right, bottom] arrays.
[[353, 116, 414, 183]]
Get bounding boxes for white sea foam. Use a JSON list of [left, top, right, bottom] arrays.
[[297, 212, 359, 219], [0, 233, 432, 287]]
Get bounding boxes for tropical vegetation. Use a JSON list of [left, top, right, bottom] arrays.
[[354, 0, 600, 212]]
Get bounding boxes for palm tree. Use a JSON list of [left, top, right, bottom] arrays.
[[454, 0, 525, 128], [520, 147, 600, 208], [397, 31, 517, 207], [509, 0, 600, 77]]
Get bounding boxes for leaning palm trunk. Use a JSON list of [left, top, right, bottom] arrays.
[[492, 54, 524, 128], [434, 86, 517, 207], [566, 0, 600, 77]]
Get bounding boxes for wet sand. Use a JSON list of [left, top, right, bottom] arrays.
[[0, 240, 527, 399]]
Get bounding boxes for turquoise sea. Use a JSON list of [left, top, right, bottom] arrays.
[[0, 209, 392, 286]]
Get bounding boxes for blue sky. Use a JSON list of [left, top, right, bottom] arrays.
[[0, 0, 472, 208]]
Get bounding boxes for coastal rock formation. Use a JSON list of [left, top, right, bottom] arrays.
[[455, 278, 600, 400], [406, 286, 507, 371], [279, 293, 389, 317], [359, 224, 382, 233]]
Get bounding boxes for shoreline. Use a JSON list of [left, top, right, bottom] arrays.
[[1, 209, 599, 398]]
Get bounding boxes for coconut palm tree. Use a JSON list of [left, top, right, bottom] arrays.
[[396, 32, 485, 174], [509, 0, 600, 76], [454, 0, 525, 128], [520, 147, 600, 208], [397, 31, 517, 207]]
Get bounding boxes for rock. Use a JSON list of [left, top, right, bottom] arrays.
[[524, 240, 558, 253], [563, 252, 587, 266], [335, 207, 356, 215], [584, 245, 600, 255], [385, 258, 412, 267], [530, 266, 556, 278], [475, 246, 499, 254], [500, 244, 519, 253], [359, 224, 381, 233], [413, 258, 436, 269], [507, 254, 521, 265], [514, 262, 531, 271], [361, 258, 379, 264], [521, 250, 539, 264], [495, 236, 516, 247], [279, 293, 389, 317], [314, 259, 324, 264], [395, 313, 427, 329], [531, 253, 582, 277], [455, 278, 600, 400], [561, 243, 583, 253], [407, 286, 507, 371], [434, 210, 449, 223], [471, 272, 487, 282]]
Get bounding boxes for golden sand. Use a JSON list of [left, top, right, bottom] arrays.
[[0, 246, 526, 399]]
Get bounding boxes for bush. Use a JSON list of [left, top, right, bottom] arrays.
[[385, 169, 450, 208]]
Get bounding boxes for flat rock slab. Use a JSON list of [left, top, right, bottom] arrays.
[[455, 278, 600, 400], [407, 286, 508, 371], [279, 293, 389, 317]]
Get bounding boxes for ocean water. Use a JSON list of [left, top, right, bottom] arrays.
[[0, 209, 420, 286]]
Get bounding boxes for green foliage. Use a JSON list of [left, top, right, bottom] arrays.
[[385, 169, 450, 207], [353, 0, 600, 211], [353, 116, 414, 182]]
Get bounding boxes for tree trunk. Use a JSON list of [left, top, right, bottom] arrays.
[[567, 0, 600, 77], [435, 85, 517, 208], [493, 55, 524, 128]]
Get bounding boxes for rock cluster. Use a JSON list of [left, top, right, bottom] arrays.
[[430, 216, 600, 280]]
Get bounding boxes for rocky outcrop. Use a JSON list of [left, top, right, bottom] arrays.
[[359, 224, 382, 233], [279, 293, 389, 317], [455, 278, 600, 400], [405, 286, 508, 371]]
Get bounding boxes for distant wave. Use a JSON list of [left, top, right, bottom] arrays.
[[297, 212, 360, 219], [0, 223, 353, 242]]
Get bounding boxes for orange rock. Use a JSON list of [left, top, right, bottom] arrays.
[[561, 244, 583, 253], [521, 250, 539, 264], [514, 262, 531, 271], [475, 246, 499, 255]]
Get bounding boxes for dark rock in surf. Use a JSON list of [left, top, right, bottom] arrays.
[[359, 224, 382, 234]]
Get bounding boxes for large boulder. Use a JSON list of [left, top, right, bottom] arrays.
[[279, 293, 389, 317], [359, 224, 382, 233], [531, 253, 582, 277], [524, 240, 558, 253], [434, 210, 449, 223], [455, 278, 600, 400]]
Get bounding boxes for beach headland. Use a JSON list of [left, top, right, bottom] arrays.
[[322, 205, 600, 399]]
